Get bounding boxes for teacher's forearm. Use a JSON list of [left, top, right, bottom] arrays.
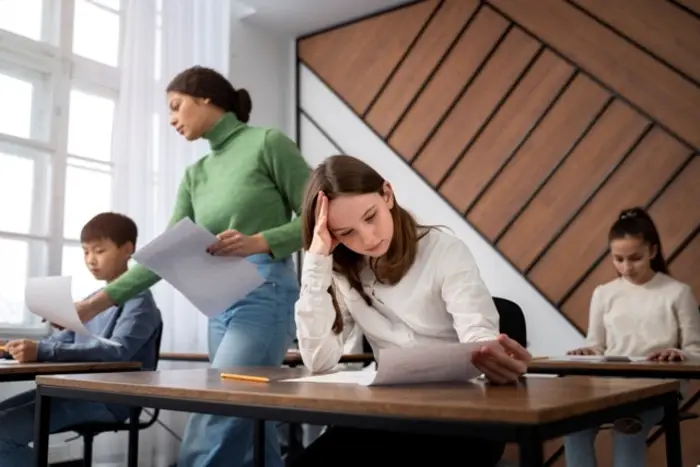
[[76, 291, 115, 322]]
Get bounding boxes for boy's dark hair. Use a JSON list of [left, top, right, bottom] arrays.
[[166, 65, 252, 123], [609, 207, 669, 274], [80, 212, 138, 247]]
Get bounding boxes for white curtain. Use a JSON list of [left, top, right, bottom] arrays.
[[112, 0, 232, 354]]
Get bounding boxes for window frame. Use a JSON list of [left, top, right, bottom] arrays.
[[0, 0, 123, 337]]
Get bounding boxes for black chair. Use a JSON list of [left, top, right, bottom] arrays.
[[492, 296, 527, 348], [58, 324, 163, 467]]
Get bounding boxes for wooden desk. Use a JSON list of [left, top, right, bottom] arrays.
[[159, 351, 376, 367], [528, 358, 700, 379], [0, 360, 141, 383], [159, 352, 209, 362], [34, 369, 682, 467]]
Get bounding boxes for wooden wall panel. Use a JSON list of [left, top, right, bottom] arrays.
[[671, 231, 700, 301], [560, 260, 617, 332], [561, 157, 700, 328], [497, 101, 648, 272], [676, 0, 700, 16], [297, 0, 439, 114], [570, 0, 700, 84], [440, 51, 574, 212], [365, 0, 480, 136], [412, 27, 540, 185], [300, 0, 700, 328], [646, 157, 700, 259], [387, 7, 509, 160], [488, 0, 700, 149], [300, 0, 700, 462], [467, 75, 609, 240], [528, 129, 693, 307]]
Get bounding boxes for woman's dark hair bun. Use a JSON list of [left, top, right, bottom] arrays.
[[166, 66, 253, 123], [618, 207, 650, 221], [234, 88, 252, 123]]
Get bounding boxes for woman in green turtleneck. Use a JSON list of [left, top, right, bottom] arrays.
[[74, 66, 309, 467]]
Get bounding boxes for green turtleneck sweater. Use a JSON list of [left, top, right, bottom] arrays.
[[104, 113, 310, 305]]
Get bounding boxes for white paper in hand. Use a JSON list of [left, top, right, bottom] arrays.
[[132, 218, 264, 317], [24, 276, 119, 346], [370, 342, 483, 386], [284, 342, 483, 386]]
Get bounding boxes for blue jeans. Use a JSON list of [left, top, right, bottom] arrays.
[[563, 407, 664, 467], [178, 254, 299, 467], [0, 389, 122, 467]]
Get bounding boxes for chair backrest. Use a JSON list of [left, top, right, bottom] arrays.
[[492, 297, 527, 348], [153, 322, 163, 369]]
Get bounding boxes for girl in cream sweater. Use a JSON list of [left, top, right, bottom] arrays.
[[565, 207, 700, 467]]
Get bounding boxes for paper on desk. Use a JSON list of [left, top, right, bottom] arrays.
[[24, 276, 119, 346], [132, 218, 264, 318], [285, 369, 378, 385], [284, 342, 483, 386], [547, 355, 648, 362]]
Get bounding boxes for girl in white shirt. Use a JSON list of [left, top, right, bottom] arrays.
[[292, 155, 531, 467], [565, 207, 700, 467]]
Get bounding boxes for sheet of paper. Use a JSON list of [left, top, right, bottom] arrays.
[[24, 276, 119, 346], [284, 342, 484, 386], [285, 369, 378, 385], [371, 342, 483, 386], [132, 218, 264, 317]]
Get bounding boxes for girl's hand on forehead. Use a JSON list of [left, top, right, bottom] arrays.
[[309, 191, 338, 256]]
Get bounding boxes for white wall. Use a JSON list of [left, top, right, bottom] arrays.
[[229, 21, 294, 137], [298, 64, 584, 357]]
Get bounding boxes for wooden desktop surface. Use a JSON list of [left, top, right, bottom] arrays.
[[0, 361, 141, 378], [160, 351, 375, 366], [36, 368, 679, 424], [528, 358, 700, 378]]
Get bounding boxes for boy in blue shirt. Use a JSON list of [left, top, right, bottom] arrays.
[[0, 212, 162, 467]]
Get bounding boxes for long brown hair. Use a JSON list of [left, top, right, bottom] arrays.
[[301, 155, 427, 334]]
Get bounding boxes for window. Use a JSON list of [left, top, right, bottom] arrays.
[[0, 0, 44, 43], [0, 144, 52, 237], [67, 89, 116, 162], [0, 238, 29, 324], [73, 0, 121, 66], [0, 237, 47, 328], [64, 163, 112, 240], [0, 153, 34, 234], [0, 73, 33, 139], [0, 0, 123, 334], [0, 62, 53, 142]]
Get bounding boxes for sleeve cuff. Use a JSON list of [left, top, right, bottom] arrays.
[[301, 253, 333, 292], [36, 341, 57, 362]]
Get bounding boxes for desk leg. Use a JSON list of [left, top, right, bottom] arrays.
[[33, 392, 51, 467], [286, 422, 303, 467], [253, 420, 265, 467], [663, 394, 682, 467], [128, 407, 140, 467], [519, 432, 544, 467]]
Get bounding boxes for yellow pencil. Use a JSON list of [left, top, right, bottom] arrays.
[[220, 373, 270, 383], [530, 356, 549, 361]]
